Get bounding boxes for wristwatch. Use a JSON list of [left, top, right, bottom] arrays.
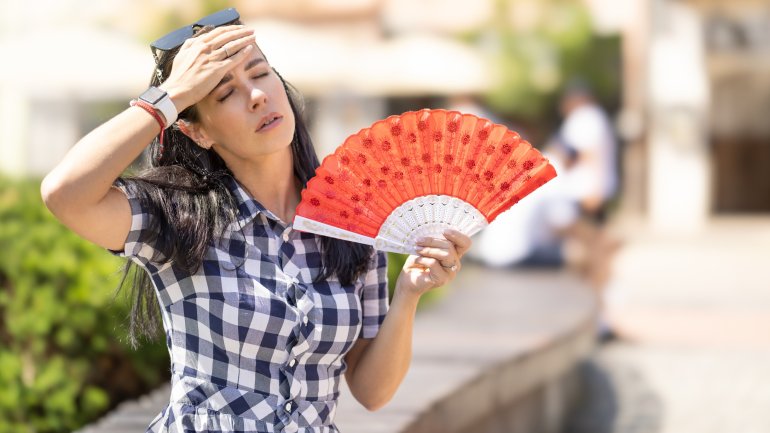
[[138, 86, 178, 128]]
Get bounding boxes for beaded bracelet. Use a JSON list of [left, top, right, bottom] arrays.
[[130, 99, 166, 160]]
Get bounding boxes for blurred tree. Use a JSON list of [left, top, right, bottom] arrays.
[[0, 177, 168, 433], [466, 0, 621, 127]]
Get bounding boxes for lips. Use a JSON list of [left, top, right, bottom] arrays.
[[257, 112, 282, 131]]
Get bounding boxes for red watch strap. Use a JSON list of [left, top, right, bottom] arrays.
[[130, 99, 166, 130], [130, 99, 166, 160]]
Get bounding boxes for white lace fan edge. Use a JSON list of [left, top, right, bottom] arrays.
[[293, 195, 489, 255]]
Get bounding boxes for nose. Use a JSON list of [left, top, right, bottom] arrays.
[[248, 85, 268, 111]]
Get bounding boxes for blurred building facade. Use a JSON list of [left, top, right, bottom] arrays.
[[588, 0, 770, 233], [696, 0, 770, 214]]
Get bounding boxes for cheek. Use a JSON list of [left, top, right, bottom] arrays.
[[275, 89, 296, 137], [281, 113, 296, 143], [199, 103, 240, 130]]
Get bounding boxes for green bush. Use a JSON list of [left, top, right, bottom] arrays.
[[0, 177, 168, 433]]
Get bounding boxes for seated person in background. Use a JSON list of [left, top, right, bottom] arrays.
[[466, 145, 577, 269]]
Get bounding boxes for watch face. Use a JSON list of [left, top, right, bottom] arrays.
[[140, 87, 167, 105]]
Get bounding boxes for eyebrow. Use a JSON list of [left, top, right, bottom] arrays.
[[213, 58, 265, 91]]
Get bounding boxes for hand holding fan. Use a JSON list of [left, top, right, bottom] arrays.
[[292, 109, 557, 255]]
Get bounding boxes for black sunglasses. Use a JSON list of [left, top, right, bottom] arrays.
[[150, 8, 240, 63]]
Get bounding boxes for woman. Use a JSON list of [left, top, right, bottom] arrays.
[[41, 9, 471, 433]]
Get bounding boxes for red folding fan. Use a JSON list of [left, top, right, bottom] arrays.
[[292, 109, 557, 254]]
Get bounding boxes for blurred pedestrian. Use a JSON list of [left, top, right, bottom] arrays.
[[557, 79, 619, 224], [556, 79, 623, 340]]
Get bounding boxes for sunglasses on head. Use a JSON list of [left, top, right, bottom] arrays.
[[150, 8, 241, 64]]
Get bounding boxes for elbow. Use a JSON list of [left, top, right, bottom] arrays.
[[348, 376, 393, 411], [361, 398, 388, 412], [356, 391, 393, 412], [40, 172, 79, 219], [40, 172, 67, 216], [40, 173, 60, 212]]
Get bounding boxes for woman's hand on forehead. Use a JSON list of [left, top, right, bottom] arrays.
[[197, 25, 254, 51], [160, 25, 256, 112]]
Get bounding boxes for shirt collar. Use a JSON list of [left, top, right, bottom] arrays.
[[225, 176, 282, 226]]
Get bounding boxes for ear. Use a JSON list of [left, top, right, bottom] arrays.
[[177, 119, 214, 150]]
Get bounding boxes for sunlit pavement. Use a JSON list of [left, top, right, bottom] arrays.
[[565, 217, 770, 433]]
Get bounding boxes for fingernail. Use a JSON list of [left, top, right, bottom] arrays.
[[416, 237, 428, 243]]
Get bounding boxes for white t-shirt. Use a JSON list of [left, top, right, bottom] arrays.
[[466, 156, 578, 267], [559, 104, 618, 203]]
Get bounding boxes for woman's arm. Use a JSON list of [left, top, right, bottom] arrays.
[[343, 287, 420, 411], [40, 25, 255, 250], [344, 230, 472, 411], [41, 106, 168, 250]]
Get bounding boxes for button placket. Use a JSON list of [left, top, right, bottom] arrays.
[[279, 397, 299, 433], [282, 278, 313, 421], [281, 226, 292, 242], [278, 227, 296, 267], [285, 280, 297, 306]]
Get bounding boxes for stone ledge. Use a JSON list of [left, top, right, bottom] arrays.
[[335, 264, 597, 433]]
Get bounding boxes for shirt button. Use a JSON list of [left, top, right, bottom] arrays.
[[302, 315, 309, 325], [282, 228, 292, 241], [289, 358, 297, 367], [285, 401, 292, 412]]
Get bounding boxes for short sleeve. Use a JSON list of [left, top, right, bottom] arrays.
[[359, 250, 389, 339], [108, 178, 166, 268]]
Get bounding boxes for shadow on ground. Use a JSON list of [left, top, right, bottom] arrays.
[[563, 342, 664, 433]]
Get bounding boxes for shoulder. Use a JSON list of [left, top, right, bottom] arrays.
[[369, 249, 388, 271]]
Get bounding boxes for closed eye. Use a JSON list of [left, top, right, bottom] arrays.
[[216, 71, 270, 103]]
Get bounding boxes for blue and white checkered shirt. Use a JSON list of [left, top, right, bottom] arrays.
[[111, 176, 389, 433]]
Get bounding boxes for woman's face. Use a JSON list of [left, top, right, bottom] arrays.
[[192, 45, 296, 163]]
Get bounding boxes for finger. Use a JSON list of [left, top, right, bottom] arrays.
[[412, 265, 444, 288], [426, 268, 443, 286], [198, 24, 250, 43], [214, 39, 250, 62], [223, 43, 254, 64], [418, 261, 452, 287], [442, 229, 473, 256], [414, 245, 452, 261], [415, 235, 453, 249], [200, 27, 255, 55], [413, 256, 455, 275], [220, 38, 258, 61], [416, 236, 461, 267], [413, 256, 439, 269]]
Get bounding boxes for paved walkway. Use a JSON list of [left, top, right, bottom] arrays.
[[565, 216, 770, 433]]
